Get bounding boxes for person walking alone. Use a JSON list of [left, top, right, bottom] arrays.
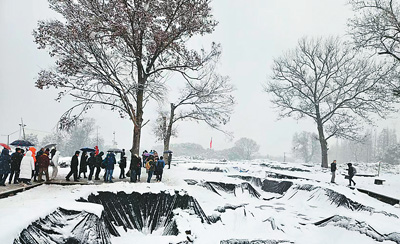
[[347, 163, 356, 186], [330, 160, 337, 183]]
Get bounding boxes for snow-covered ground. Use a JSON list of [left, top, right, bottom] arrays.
[[1, 158, 399, 243]]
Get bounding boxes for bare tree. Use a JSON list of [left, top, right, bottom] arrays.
[[265, 37, 399, 168], [233, 138, 260, 160], [153, 70, 235, 160], [292, 131, 320, 163], [33, 0, 219, 155], [349, 0, 400, 61]]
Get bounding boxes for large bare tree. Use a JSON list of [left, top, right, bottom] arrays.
[[153, 68, 234, 161], [33, 0, 219, 154], [265, 37, 399, 168]]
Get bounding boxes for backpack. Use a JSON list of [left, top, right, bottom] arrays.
[[352, 166, 357, 175], [145, 161, 151, 170], [101, 158, 107, 169]]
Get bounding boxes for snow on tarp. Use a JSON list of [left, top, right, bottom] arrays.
[[313, 215, 400, 243], [13, 208, 111, 244], [196, 181, 261, 198], [229, 175, 293, 194], [284, 184, 398, 217], [77, 191, 211, 236]]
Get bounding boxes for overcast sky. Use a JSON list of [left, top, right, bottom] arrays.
[[1, 0, 399, 157]]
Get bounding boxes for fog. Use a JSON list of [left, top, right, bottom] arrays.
[[1, 0, 399, 157]]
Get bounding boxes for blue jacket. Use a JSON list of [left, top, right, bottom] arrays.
[[156, 160, 165, 172], [0, 148, 11, 174], [105, 153, 116, 170]]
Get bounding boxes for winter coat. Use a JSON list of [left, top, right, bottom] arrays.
[[105, 153, 116, 170], [28, 147, 36, 163], [10, 151, 23, 171], [130, 156, 140, 170], [348, 166, 355, 177], [37, 153, 50, 168], [19, 151, 35, 179], [0, 148, 11, 174], [155, 159, 165, 174], [71, 154, 79, 171], [80, 153, 88, 172], [147, 159, 156, 172], [330, 162, 337, 172], [95, 152, 104, 167], [119, 157, 127, 169], [51, 151, 60, 167], [88, 153, 96, 169]]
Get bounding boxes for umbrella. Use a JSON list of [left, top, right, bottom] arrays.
[[107, 148, 122, 153], [164, 150, 173, 153], [143, 152, 151, 156], [0, 143, 11, 150], [80, 147, 96, 152], [44, 143, 57, 149], [10, 140, 35, 147]]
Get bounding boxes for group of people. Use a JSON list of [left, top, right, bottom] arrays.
[[65, 148, 168, 184], [330, 160, 357, 186], [0, 147, 60, 186], [0, 145, 172, 187]]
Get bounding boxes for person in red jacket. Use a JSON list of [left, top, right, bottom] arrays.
[[37, 148, 50, 182]]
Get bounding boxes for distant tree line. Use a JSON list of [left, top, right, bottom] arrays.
[[154, 137, 260, 161], [24, 118, 105, 157], [293, 128, 400, 165]]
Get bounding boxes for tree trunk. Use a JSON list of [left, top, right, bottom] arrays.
[[131, 78, 145, 155], [317, 121, 328, 168], [163, 103, 175, 162]]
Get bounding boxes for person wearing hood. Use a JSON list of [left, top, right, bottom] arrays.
[[28, 147, 37, 181], [79, 151, 88, 179], [94, 151, 104, 180], [9, 148, 23, 184], [50, 150, 60, 180], [0, 148, 11, 186], [37, 148, 51, 182], [18, 151, 35, 185], [87, 152, 96, 181]]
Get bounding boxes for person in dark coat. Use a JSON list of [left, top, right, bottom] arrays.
[[105, 152, 116, 183], [119, 156, 127, 179], [330, 160, 337, 183], [9, 148, 22, 184], [167, 152, 172, 169], [129, 154, 140, 183], [66, 151, 80, 182], [94, 151, 104, 180], [155, 156, 165, 182], [37, 148, 50, 182], [87, 152, 96, 181], [0, 148, 11, 186], [79, 151, 88, 179], [142, 150, 148, 167], [33, 148, 45, 182], [347, 163, 356, 186]]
